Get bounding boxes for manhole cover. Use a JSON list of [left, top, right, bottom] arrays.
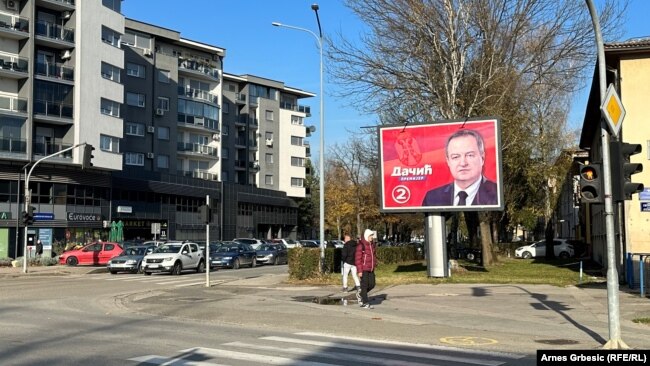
[[535, 339, 579, 345]]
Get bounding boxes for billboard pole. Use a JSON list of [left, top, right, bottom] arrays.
[[425, 213, 448, 277]]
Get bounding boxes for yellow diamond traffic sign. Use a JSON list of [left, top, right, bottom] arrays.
[[601, 84, 625, 137]]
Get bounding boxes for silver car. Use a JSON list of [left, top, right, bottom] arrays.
[[107, 245, 155, 274]]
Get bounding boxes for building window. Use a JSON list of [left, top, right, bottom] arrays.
[[291, 157, 305, 167], [125, 122, 144, 136], [122, 30, 152, 50], [265, 132, 273, 140], [126, 92, 145, 108], [265, 110, 274, 121], [221, 148, 229, 159], [291, 136, 303, 146], [227, 83, 236, 92], [265, 175, 273, 186], [101, 62, 121, 83], [265, 153, 273, 164], [100, 134, 120, 153], [222, 171, 228, 182], [157, 97, 170, 111], [157, 154, 169, 169], [100, 98, 120, 117], [222, 125, 229, 136], [223, 102, 229, 114], [102, 0, 121, 12], [126, 62, 145, 78], [291, 178, 304, 187], [125, 152, 144, 166], [157, 70, 170, 83], [101, 26, 121, 47], [157, 126, 170, 140]]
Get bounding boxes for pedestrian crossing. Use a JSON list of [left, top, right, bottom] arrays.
[[128, 332, 524, 366], [84, 272, 225, 288]]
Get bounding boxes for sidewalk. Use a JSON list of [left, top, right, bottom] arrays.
[[4, 264, 650, 354]]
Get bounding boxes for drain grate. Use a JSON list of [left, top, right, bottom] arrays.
[[535, 339, 579, 345]]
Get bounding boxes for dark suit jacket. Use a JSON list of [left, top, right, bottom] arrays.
[[422, 177, 498, 206]]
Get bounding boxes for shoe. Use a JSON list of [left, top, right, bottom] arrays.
[[355, 291, 362, 304], [342, 287, 347, 292], [360, 303, 374, 309]]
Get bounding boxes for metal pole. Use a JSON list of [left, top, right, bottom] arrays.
[[585, 0, 628, 349], [23, 143, 87, 273], [205, 194, 210, 287]]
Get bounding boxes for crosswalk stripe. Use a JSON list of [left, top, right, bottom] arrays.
[[128, 354, 230, 365], [262, 336, 507, 366], [224, 341, 439, 366], [174, 281, 209, 287], [178, 347, 338, 366]]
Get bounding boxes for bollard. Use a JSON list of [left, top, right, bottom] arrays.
[[579, 260, 583, 285]]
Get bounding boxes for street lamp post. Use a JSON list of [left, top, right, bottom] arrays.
[[273, 4, 326, 272]]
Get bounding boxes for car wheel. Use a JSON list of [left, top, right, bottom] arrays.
[[109, 270, 117, 275], [466, 252, 475, 261], [233, 258, 240, 270], [171, 261, 182, 275], [274, 256, 280, 265], [559, 251, 570, 259], [66, 256, 78, 266], [251, 258, 257, 268], [522, 251, 532, 259], [144, 271, 151, 276], [196, 260, 205, 273]]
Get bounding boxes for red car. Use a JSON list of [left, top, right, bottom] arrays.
[[59, 242, 123, 266]]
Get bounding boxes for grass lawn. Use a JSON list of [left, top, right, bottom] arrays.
[[290, 257, 604, 287]]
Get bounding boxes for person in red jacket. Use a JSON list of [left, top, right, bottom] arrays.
[[355, 229, 377, 309]]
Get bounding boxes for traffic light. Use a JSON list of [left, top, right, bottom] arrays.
[[82, 144, 95, 169], [199, 205, 212, 224], [578, 163, 603, 204], [610, 141, 644, 201], [22, 206, 34, 225]]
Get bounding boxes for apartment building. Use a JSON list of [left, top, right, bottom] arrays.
[[0, 1, 312, 258]]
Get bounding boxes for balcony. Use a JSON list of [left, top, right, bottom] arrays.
[[176, 142, 219, 159], [36, 0, 76, 11], [234, 138, 246, 149], [234, 160, 246, 170], [34, 99, 73, 123], [234, 93, 246, 104], [177, 86, 218, 104], [33, 139, 73, 159], [0, 95, 27, 114], [178, 58, 219, 82], [249, 161, 260, 171], [177, 115, 219, 131], [177, 169, 218, 181], [0, 55, 28, 79], [35, 62, 74, 82], [0, 14, 29, 40], [280, 101, 311, 116], [0, 137, 26, 154], [35, 20, 75, 49]]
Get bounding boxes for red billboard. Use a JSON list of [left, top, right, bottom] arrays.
[[379, 118, 503, 212]]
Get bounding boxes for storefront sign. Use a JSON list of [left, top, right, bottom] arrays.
[[34, 213, 54, 220], [39, 228, 52, 250], [117, 206, 133, 213], [0, 212, 11, 220], [67, 212, 102, 222]]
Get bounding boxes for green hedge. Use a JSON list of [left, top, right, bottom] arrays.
[[288, 246, 422, 280]]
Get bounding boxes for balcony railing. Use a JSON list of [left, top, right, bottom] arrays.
[[35, 62, 74, 81], [178, 58, 219, 79], [0, 95, 27, 113], [0, 54, 28, 73], [176, 142, 218, 157], [235, 93, 246, 103], [0, 137, 26, 153], [177, 169, 218, 181], [234, 160, 246, 169], [0, 14, 29, 33], [280, 101, 311, 115], [34, 99, 73, 119], [249, 162, 260, 171], [177, 114, 219, 131], [35, 20, 74, 43], [177, 86, 218, 104], [33, 140, 73, 158]]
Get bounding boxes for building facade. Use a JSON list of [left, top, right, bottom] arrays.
[[0, 1, 312, 258]]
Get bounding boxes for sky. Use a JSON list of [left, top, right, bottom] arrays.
[[122, 0, 650, 158]]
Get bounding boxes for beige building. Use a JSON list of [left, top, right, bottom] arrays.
[[579, 37, 650, 276]]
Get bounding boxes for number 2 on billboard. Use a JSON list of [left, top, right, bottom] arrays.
[[392, 185, 411, 204]]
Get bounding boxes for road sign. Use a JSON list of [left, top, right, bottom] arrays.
[[151, 222, 161, 235], [642, 202, 650, 212], [33, 213, 54, 221], [601, 84, 626, 138]]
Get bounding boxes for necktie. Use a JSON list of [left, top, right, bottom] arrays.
[[457, 191, 468, 206]]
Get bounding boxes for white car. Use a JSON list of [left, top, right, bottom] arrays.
[[271, 238, 302, 248], [515, 240, 574, 259], [233, 238, 265, 249], [141, 242, 205, 275]]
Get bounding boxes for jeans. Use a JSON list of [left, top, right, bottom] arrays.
[[341, 262, 360, 289], [359, 271, 376, 304]]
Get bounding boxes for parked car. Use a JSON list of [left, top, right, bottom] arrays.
[[299, 240, 320, 248], [106, 245, 155, 274], [256, 243, 288, 265], [515, 239, 574, 259], [271, 238, 302, 248], [59, 242, 124, 266], [141, 242, 205, 275], [233, 238, 265, 250], [142, 240, 166, 247], [329, 240, 345, 249], [209, 242, 257, 269]]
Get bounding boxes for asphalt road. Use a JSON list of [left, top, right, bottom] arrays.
[[0, 265, 531, 366]]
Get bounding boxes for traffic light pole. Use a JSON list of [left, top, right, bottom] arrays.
[[586, 0, 627, 349], [22, 142, 87, 273]]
